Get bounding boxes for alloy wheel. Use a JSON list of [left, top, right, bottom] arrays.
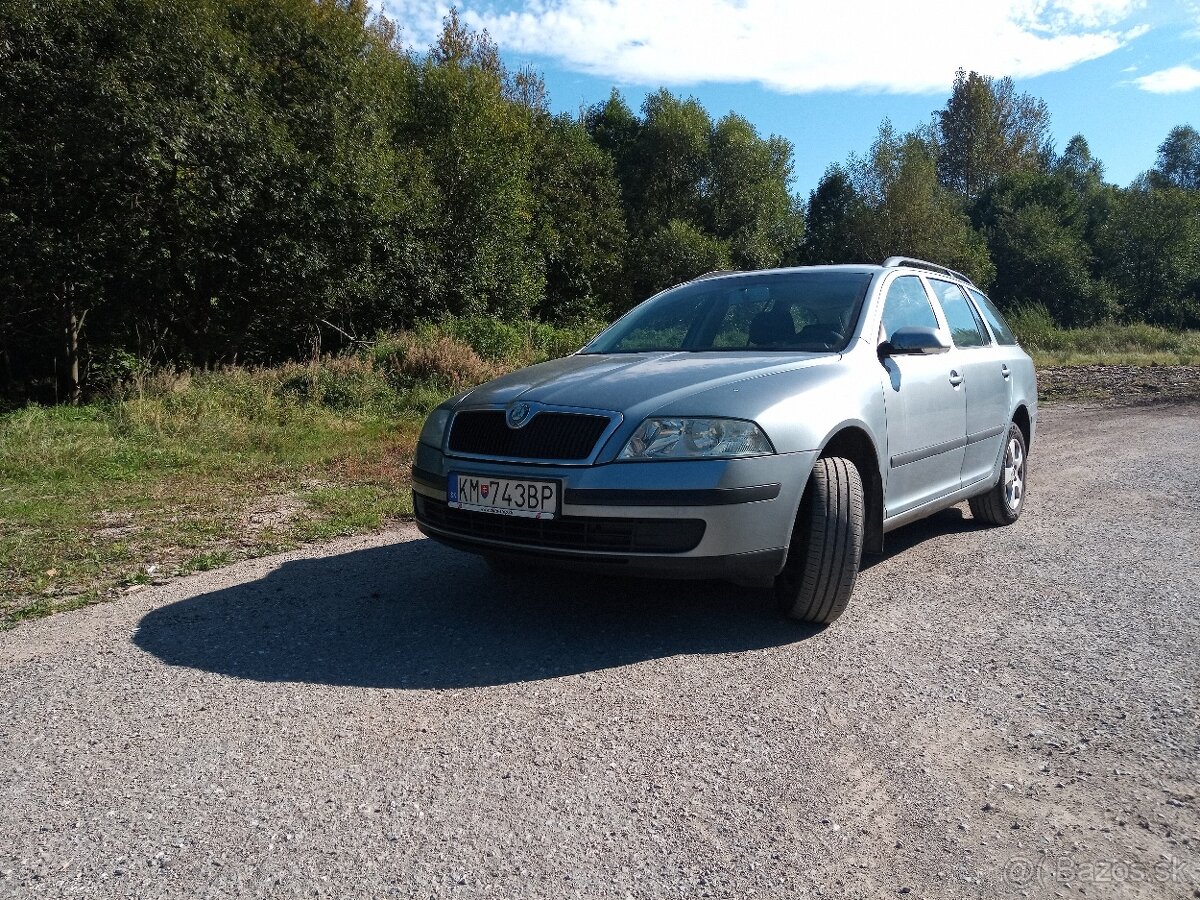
[[1003, 436, 1025, 511]]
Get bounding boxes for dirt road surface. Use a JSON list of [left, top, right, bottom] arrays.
[[2, 402, 1198, 899]]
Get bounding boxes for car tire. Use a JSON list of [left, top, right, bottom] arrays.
[[775, 456, 865, 625], [968, 423, 1027, 527]]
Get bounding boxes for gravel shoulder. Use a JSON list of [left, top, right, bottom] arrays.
[[1, 401, 1198, 898], [1037, 363, 1200, 404]]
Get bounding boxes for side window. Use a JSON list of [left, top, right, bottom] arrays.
[[929, 280, 988, 348], [968, 289, 1017, 345], [879, 276, 939, 341]]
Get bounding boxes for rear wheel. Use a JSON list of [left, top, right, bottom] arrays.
[[968, 423, 1027, 526], [774, 456, 865, 625]]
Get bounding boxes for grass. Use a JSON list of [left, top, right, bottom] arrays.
[[2, 309, 1197, 629], [1009, 306, 1200, 366], [0, 317, 600, 629]]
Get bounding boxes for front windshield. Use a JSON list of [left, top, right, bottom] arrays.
[[584, 271, 873, 354]]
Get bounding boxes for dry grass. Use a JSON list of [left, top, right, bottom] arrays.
[[0, 317, 599, 628], [379, 333, 502, 390]]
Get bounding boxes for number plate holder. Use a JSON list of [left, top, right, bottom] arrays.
[[447, 473, 560, 519]]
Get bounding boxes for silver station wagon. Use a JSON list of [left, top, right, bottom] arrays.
[[413, 258, 1037, 624]]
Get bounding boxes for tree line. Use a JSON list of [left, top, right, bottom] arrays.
[[2, 0, 1198, 404]]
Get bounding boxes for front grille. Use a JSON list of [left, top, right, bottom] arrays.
[[415, 496, 705, 554], [447, 410, 610, 461]]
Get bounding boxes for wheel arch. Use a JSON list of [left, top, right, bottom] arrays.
[[1013, 404, 1032, 452], [818, 425, 884, 556]]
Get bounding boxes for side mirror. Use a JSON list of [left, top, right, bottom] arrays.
[[879, 326, 951, 357]]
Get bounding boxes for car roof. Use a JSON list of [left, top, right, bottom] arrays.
[[692, 265, 882, 282], [690, 259, 976, 288]]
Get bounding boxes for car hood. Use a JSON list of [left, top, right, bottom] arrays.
[[457, 351, 835, 419]]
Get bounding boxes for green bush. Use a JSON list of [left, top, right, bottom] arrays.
[[1009, 304, 1200, 364], [430, 318, 529, 363]]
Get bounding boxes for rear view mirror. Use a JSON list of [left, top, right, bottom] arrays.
[[879, 326, 951, 357]]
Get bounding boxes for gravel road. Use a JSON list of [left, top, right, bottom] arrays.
[[2, 401, 1198, 899]]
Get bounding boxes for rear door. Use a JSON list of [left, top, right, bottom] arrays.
[[926, 279, 1010, 488], [877, 274, 967, 517]]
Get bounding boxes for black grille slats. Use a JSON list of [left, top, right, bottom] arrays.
[[415, 496, 705, 554], [447, 410, 610, 461]]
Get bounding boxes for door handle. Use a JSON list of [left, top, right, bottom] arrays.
[[1001, 364, 1011, 379], [949, 371, 964, 387]]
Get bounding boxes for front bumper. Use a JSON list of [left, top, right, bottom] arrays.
[[410, 442, 818, 583]]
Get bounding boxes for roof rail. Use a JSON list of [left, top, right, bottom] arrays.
[[882, 256, 975, 287], [691, 269, 741, 281]]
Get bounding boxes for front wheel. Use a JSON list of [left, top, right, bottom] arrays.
[[968, 423, 1027, 526], [774, 456, 865, 625]]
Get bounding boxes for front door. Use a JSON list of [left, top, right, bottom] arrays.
[[877, 275, 967, 517]]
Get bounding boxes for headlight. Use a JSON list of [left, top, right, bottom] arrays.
[[618, 417, 774, 460], [419, 407, 452, 448]]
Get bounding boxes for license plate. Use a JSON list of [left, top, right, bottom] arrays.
[[448, 473, 559, 519]]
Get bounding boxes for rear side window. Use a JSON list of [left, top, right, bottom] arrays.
[[968, 289, 1018, 345], [879, 275, 939, 340], [929, 279, 988, 348]]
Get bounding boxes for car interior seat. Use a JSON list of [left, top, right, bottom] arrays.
[[748, 304, 797, 346]]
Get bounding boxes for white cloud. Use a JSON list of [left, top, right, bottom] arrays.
[[385, 0, 1147, 93], [1040, 0, 1144, 29], [1133, 64, 1200, 93], [1186, 0, 1200, 39]]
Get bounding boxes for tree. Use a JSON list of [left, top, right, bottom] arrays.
[[585, 88, 804, 302], [0, 0, 444, 399], [1097, 178, 1200, 327], [975, 172, 1115, 324], [635, 220, 731, 296], [528, 115, 628, 321], [1151, 125, 1200, 191], [408, 11, 543, 321], [708, 114, 805, 269], [0, 0, 162, 401], [936, 69, 1052, 201], [847, 123, 994, 284], [583, 89, 642, 213], [802, 166, 865, 264], [632, 89, 713, 232], [1054, 135, 1105, 193]]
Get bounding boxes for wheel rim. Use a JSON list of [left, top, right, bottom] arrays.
[[1003, 436, 1025, 511]]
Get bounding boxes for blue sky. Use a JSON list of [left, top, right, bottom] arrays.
[[384, 1, 1200, 195]]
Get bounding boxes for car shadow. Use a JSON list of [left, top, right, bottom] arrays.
[[133, 538, 818, 689], [862, 505, 984, 571], [134, 509, 984, 689]]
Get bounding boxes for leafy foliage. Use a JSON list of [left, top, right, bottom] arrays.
[[803, 74, 1199, 330], [636, 220, 733, 292], [838, 123, 994, 285], [1, 4, 1199, 407], [974, 170, 1116, 325], [1097, 179, 1200, 327], [1152, 125, 1200, 191], [935, 69, 1052, 201], [586, 87, 804, 300]]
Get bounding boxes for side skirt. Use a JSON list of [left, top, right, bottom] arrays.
[[881, 481, 994, 534]]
